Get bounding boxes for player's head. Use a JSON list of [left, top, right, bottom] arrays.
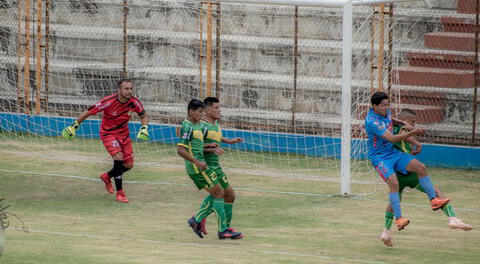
[[117, 78, 133, 99], [398, 109, 417, 126], [187, 99, 205, 123], [371, 91, 390, 116], [204, 97, 221, 120]]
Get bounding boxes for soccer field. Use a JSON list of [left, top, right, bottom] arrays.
[[0, 138, 479, 264]]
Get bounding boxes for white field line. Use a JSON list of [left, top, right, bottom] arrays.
[[2, 169, 479, 213], [13, 228, 387, 264], [0, 150, 381, 185]]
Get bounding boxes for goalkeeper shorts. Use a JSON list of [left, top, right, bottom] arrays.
[[101, 134, 134, 164]]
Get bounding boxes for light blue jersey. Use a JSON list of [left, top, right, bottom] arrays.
[[365, 108, 413, 180]]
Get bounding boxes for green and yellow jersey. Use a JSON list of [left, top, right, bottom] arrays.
[[177, 119, 208, 175], [393, 125, 411, 154], [203, 120, 222, 168]]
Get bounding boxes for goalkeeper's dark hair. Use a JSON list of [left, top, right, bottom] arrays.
[[117, 78, 133, 88], [371, 91, 389, 106], [400, 108, 417, 117], [187, 99, 204, 112], [204, 97, 219, 106]]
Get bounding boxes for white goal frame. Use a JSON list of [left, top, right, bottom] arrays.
[[221, 0, 424, 195]]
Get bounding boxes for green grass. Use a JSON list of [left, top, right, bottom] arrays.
[[0, 135, 479, 263]]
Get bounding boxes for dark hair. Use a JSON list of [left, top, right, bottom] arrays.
[[204, 97, 219, 106], [371, 91, 389, 106], [117, 78, 132, 88], [400, 108, 417, 116], [187, 99, 204, 112]]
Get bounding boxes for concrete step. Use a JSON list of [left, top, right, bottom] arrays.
[[392, 89, 447, 107], [406, 51, 476, 70], [357, 103, 445, 123], [425, 32, 476, 51], [393, 66, 474, 88], [458, 0, 479, 14], [441, 16, 477, 33]]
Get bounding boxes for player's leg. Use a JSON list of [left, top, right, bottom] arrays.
[[405, 157, 449, 210], [416, 185, 472, 230], [110, 152, 128, 203], [100, 135, 128, 203], [381, 204, 394, 247]]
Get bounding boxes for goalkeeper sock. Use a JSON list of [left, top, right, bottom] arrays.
[[389, 192, 402, 219], [385, 211, 394, 230], [108, 160, 124, 191], [194, 195, 214, 222], [418, 176, 436, 200], [212, 198, 228, 232], [442, 204, 456, 217], [224, 203, 233, 228]]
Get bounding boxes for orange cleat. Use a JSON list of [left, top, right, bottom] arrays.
[[395, 217, 410, 231], [227, 227, 244, 239], [116, 190, 128, 203], [100, 173, 114, 194], [430, 197, 450, 211]]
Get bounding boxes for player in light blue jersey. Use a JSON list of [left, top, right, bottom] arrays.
[[365, 92, 450, 231]]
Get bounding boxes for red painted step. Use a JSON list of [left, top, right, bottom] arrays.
[[391, 89, 447, 107], [406, 51, 475, 70], [441, 17, 477, 33], [425, 32, 476, 51], [393, 66, 474, 88], [357, 103, 445, 123], [458, 0, 479, 14]]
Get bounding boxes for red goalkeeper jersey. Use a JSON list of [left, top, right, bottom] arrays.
[[88, 94, 145, 137]]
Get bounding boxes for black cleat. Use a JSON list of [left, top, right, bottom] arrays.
[[187, 216, 204, 238], [218, 228, 243, 240]]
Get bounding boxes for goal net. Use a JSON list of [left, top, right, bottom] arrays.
[[0, 0, 464, 195]]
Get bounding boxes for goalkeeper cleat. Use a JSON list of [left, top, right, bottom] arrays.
[[395, 217, 410, 231], [187, 216, 204, 238], [116, 190, 128, 203], [218, 229, 243, 240], [430, 197, 450, 211], [136, 125, 149, 141], [448, 217, 473, 231], [200, 217, 207, 235], [100, 173, 114, 194], [380, 229, 393, 247]]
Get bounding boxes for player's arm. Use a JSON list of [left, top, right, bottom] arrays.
[[136, 112, 150, 141], [381, 128, 425, 143], [62, 109, 92, 139], [177, 145, 207, 170], [404, 134, 423, 155], [392, 117, 413, 130], [221, 137, 243, 144]]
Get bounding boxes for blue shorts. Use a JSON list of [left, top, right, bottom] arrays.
[[371, 151, 414, 181]]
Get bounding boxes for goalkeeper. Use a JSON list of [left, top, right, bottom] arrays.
[[380, 109, 473, 247], [62, 79, 149, 203]]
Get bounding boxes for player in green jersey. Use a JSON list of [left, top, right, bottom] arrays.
[[197, 97, 245, 237], [177, 99, 243, 240], [380, 109, 472, 247]]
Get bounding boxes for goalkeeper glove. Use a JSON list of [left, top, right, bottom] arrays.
[[136, 125, 149, 141], [62, 120, 80, 139]]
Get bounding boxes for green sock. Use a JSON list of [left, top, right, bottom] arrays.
[[441, 204, 456, 217], [194, 195, 214, 222], [385, 211, 394, 230], [212, 198, 228, 232], [224, 203, 233, 228]]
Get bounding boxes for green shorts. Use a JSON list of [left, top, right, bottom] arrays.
[[210, 166, 230, 189], [188, 168, 219, 190], [397, 171, 424, 194]]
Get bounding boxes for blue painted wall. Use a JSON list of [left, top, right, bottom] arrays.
[[1, 113, 479, 169]]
